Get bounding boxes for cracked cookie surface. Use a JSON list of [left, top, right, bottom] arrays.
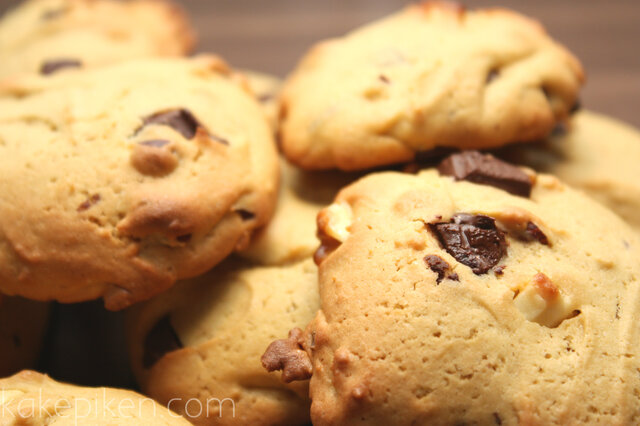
[[0, 0, 194, 80], [279, 1, 583, 170], [0, 56, 279, 310], [297, 167, 640, 425]]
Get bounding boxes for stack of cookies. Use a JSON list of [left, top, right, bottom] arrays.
[[0, 1, 638, 425]]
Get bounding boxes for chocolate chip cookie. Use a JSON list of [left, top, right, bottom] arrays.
[[0, 296, 50, 377], [0, 370, 190, 425], [126, 161, 353, 425], [0, 0, 194, 80], [279, 1, 584, 170], [0, 56, 279, 310], [498, 110, 640, 236], [267, 156, 640, 424]]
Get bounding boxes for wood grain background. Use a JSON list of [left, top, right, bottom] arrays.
[[1, 0, 639, 126]]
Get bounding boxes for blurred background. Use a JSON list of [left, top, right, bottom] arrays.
[[1, 0, 639, 126]]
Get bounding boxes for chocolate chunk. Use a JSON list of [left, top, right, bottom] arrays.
[[40, 59, 82, 75], [493, 413, 502, 425], [438, 151, 532, 197], [261, 328, 312, 383], [12, 334, 21, 348], [525, 222, 549, 246], [142, 315, 183, 369], [428, 214, 507, 275], [448, 272, 459, 282], [77, 194, 101, 212], [378, 74, 390, 84], [139, 109, 203, 139], [424, 255, 450, 284], [139, 139, 170, 148], [235, 209, 255, 221], [486, 69, 500, 84]]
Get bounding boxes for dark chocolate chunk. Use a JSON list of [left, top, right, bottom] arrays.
[[493, 413, 502, 425], [448, 272, 459, 282], [428, 214, 507, 275], [77, 194, 101, 212], [235, 209, 255, 221], [142, 315, 183, 369], [12, 334, 21, 348], [486, 69, 500, 84], [525, 222, 549, 246], [139, 109, 202, 139], [261, 328, 312, 383], [139, 139, 170, 148], [424, 255, 450, 284], [438, 151, 532, 197], [40, 59, 82, 75]]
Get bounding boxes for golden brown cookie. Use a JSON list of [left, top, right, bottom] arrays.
[[0, 0, 194, 80], [0, 56, 279, 310], [279, 1, 584, 170], [267, 158, 640, 424], [497, 110, 640, 235], [0, 370, 190, 425], [127, 161, 355, 425]]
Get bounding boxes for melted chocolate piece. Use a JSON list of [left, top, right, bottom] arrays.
[[486, 69, 500, 84], [438, 151, 532, 197], [424, 255, 450, 284], [40, 59, 82, 75], [525, 222, 549, 246], [139, 109, 202, 139], [261, 328, 312, 383], [77, 194, 101, 212], [142, 315, 183, 369], [429, 214, 507, 275]]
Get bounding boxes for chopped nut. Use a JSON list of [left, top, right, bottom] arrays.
[[513, 273, 578, 327]]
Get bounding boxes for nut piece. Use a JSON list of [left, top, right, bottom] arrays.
[[315, 202, 353, 265], [261, 328, 313, 383], [513, 273, 579, 328]]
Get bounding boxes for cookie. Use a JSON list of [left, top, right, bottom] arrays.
[[0, 56, 279, 310], [497, 110, 640, 235], [266, 158, 640, 424], [0, 0, 194, 80], [127, 257, 319, 426], [0, 370, 190, 425], [240, 159, 361, 265], [241, 70, 282, 131], [126, 162, 353, 425], [279, 1, 584, 170], [0, 296, 50, 377]]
